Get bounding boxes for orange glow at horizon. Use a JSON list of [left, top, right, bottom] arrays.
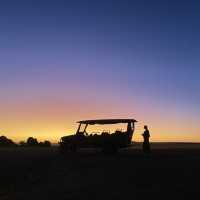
[[0, 96, 199, 143]]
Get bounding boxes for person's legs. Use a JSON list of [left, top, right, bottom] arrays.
[[143, 142, 151, 153], [143, 142, 147, 152]]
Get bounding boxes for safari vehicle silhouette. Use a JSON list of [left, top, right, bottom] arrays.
[[60, 118, 137, 153]]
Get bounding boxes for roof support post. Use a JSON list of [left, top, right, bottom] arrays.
[[127, 122, 132, 133], [76, 123, 82, 135], [83, 124, 88, 133], [127, 122, 134, 144]]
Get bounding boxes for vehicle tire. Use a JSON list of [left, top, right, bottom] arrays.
[[102, 144, 118, 154], [70, 144, 77, 152], [60, 143, 70, 154]]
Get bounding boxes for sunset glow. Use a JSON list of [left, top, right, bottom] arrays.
[[0, 1, 200, 143]]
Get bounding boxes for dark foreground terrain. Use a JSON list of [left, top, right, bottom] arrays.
[[0, 143, 200, 200]]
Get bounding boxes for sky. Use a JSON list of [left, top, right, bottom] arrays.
[[0, 0, 200, 143]]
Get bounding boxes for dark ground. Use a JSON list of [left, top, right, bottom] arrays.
[[0, 143, 200, 200]]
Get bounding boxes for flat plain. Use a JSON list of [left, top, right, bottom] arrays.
[[0, 143, 200, 200]]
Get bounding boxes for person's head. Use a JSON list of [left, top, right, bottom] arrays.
[[144, 125, 148, 130]]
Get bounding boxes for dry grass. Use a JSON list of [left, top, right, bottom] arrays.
[[0, 144, 200, 200]]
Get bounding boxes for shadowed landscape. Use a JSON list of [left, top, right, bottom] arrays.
[[1, 0, 200, 199], [1, 143, 200, 200]]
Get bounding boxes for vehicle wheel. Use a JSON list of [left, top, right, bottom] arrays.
[[102, 144, 118, 154], [70, 144, 77, 152], [60, 143, 70, 154]]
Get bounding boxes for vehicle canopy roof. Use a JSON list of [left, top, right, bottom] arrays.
[[77, 119, 137, 125]]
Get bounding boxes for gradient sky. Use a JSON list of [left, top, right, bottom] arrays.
[[0, 0, 200, 142]]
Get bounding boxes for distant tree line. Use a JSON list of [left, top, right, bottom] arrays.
[[19, 137, 51, 147], [0, 136, 51, 147], [0, 136, 17, 147]]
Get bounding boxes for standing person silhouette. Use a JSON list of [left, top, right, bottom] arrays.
[[142, 125, 151, 153]]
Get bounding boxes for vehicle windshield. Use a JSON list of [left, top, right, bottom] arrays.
[[82, 123, 127, 135], [79, 124, 87, 133]]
